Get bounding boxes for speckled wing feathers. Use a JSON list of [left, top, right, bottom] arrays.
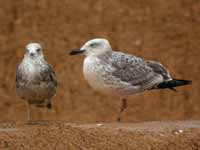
[[111, 52, 164, 89], [16, 64, 25, 89], [146, 60, 171, 81], [40, 64, 57, 87]]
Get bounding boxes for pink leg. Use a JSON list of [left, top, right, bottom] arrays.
[[117, 98, 127, 122]]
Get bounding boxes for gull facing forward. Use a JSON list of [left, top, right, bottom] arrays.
[[69, 38, 191, 121], [16, 43, 57, 121]]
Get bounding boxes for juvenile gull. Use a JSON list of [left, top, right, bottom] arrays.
[[69, 38, 192, 121], [16, 43, 57, 121]]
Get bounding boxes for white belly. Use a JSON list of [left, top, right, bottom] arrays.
[[83, 57, 113, 94]]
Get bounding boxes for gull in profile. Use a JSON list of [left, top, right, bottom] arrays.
[[16, 43, 57, 121], [69, 38, 192, 122]]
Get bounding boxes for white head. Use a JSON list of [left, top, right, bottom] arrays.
[[24, 43, 44, 61], [70, 38, 112, 56]]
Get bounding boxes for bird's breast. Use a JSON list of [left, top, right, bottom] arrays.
[[17, 62, 55, 101], [83, 57, 115, 94]]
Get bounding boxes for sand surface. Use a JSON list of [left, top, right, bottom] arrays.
[[0, 121, 199, 150]]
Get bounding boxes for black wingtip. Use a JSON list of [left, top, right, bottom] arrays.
[[173, 79, 192, 85], [157, 79, 192, 90]]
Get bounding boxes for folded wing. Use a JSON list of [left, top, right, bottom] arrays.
[[111, 52, 164, 90]]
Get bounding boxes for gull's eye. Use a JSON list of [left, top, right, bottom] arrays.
[[90, 43, 98, 47], [36, 48, 40, 52]]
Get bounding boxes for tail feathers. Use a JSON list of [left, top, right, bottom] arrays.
[[157, 79, 192, 91]]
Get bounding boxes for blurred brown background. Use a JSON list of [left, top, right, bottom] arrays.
[[0, 0, 199, 123]]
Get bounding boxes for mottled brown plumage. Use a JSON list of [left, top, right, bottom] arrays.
[[16, 43, 57, 121]]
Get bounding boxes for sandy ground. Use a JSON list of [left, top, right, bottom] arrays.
[[0, 0, 199, 122], [0, 120, 199, 150]]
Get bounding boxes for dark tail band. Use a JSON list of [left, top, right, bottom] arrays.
[[157, 79, 192, 91]]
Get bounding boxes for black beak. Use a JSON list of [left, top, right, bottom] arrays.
[[69, 49, 85, 55]]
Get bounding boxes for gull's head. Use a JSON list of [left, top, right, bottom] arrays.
[[24, 43, 44, 60], [70, 38, 112, 56]]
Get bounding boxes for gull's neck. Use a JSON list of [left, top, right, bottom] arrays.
[[23, 56, 45, 65]]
